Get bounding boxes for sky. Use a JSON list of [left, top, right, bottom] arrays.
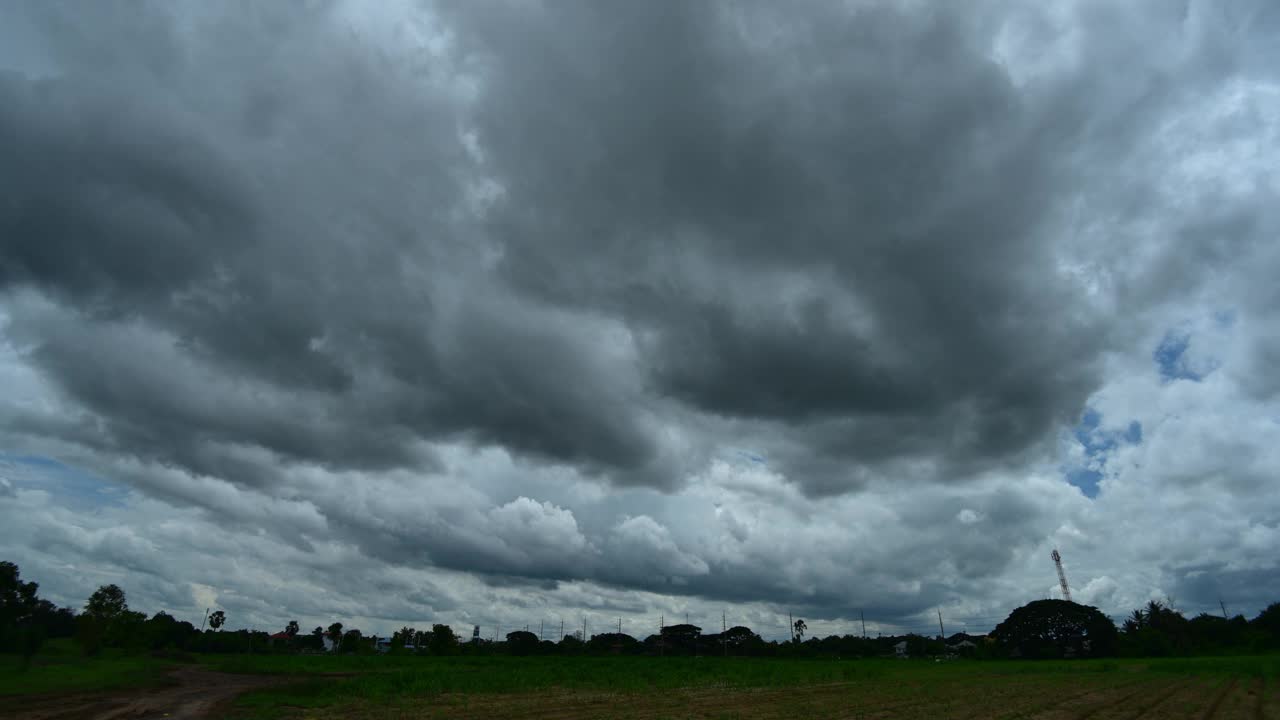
[[1, 0, 1278, 642]]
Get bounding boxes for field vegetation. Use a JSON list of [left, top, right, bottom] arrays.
[[217, 654, 1279, 720], [0, 638, 175, 696]]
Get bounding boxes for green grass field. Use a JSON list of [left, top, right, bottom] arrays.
[[4, 648, 1277, 719], [0, 639, 177, 697], [210, 654, 1280, 720]]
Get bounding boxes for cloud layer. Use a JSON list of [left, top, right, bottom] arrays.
[[2, 0, 1278, 637]]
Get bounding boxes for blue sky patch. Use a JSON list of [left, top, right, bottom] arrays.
[[1154, 330, 1201, 382], [0, 452, 126, 510], [1064, 410, 1143, 499]]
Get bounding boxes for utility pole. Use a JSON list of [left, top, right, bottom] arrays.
[[660, 615, 664, 657], [560, 619, 564, 642], [937, 609, 945, 640], [860, 610, 866, 639], [723, 609, 727, 657], [583, 617, 587, 643], [201, 608, 209, 632], [618, 617, 622, 635], [789, 612, 794, 643], [540, 620, 544, 641], [1219, 598, 1229, 620]]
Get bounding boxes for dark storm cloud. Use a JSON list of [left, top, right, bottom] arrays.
[[0, 0, 1236, 491], [0, 1, 675, 484], [450, 0, 1190, 488]]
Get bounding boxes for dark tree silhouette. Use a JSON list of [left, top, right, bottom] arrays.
[[1255, 602, 1280, 648], [0, 562, 45, 661], [659, 623, 702, 654], [327, 622, 344, 650], [505, 630, 540, 655], [428, 624, 457, 655], [1119, 600, 1192, 656], [0, 562, 39, 619], [992, 599, 1117, 659], [392, 626, 416, 650], [721, 625, 764, 654], [207, 610, 226, 631], [793, 619, 808, 642], [585, 632, 640, 655], [342, 628, 363, 652], [84, 585, 129, 620], [285, 620, 299, 637]]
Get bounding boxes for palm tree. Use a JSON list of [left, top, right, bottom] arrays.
[[1123, 608, 1146, 633]]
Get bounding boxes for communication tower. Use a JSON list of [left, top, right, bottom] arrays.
[[1051, 549, 1072, 602]]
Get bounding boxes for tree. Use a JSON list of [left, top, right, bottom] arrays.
[[586, 632, 640, 655], [1119, 600, 1191, 656], [505, 630, 540, 655], [793, 618, 808, 643], [720, 626, 764, 655], [659, 624, 702, 655], [1254, 602, 1280, 649], [0, 562, 39, 620], [327, 622, 344, 651], [992, 599, 1117, 659], [391, 626, 416, 652], [84, 585, 128, 621], [208, 610, 226, 631], [79, 584, 134, 656], [428, 623, 457, 655], [342, 628, 364, 653], [285, 620, 300, 638], [413, 629, 431, 649], [0, 562, 42, 657], [558, 632, 584, 653], [145, 612, 195, 651]]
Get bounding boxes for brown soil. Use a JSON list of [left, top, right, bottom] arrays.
[[0, 666, 284, 720]]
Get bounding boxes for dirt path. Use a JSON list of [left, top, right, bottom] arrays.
[[2, 666, 284, 720]]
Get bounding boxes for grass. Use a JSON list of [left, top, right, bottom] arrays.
[[5, 646, 1276, 719], [215, 654, 1280, 719], [0, 639, 177, 696]]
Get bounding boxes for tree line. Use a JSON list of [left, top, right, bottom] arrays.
[[4, 562, 1279, 662]]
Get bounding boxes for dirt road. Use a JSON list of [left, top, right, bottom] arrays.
[[2, 666, 283, 720]]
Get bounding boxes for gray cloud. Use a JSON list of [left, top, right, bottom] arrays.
[[1, 0, 1279, 631]]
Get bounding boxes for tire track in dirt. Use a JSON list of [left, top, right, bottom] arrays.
[[835, 674, 1115, 720], [1198, 677, 1265, 720], [1199, 679, 1239, 720], [1012, 678, 1180, 720], [1207, 677, 1265, 720], [1108, 680, 1206, 720], [989, 679, 1152, 720]]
